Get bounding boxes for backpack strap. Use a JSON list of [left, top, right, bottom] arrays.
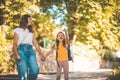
[[68, 45, 74, 62]]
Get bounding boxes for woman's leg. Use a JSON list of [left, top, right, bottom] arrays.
[[56, 62, 62, 80], [62, 60, 69, 80], [28, 50, 39, 80], [16, 47, 28, 80]]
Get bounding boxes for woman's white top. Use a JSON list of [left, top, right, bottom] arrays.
[[13, 28, 34, 46]]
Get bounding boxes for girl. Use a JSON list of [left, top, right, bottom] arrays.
[[45, 28, 70, 80], [12, 14, 45, 80]]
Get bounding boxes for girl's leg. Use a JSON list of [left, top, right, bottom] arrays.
[[56, 62, 62, 80], [28, 50, 39, 80], [62, 60, 69, 80]]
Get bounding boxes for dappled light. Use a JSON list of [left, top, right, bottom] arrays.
[[0, 0, 120, 80]]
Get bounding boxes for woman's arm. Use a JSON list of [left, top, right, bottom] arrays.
[[45, 44, 55, 58], [13, 32, 20, 60], [33, 36, 45, 61]]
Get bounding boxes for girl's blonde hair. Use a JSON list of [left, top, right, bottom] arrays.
[[56, 31, 66, 49]]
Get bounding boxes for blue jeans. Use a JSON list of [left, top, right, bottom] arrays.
[[16, 44, 39, 80]]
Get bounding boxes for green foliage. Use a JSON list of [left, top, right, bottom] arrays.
[[0, 0, 57, 44], [108, 67, 120, 80], [0, 0, 120, 73], [38, 0, 120, 52], [32, 13, 56, 46], [69, 0, 119, 52], [99, 52, 116, 61], [0, 31, 15, 73], [68, 0, 119, 51]]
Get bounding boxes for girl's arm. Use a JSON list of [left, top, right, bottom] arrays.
[[33, 36, 45, 61], [63, 28, 70, 46], [45, 44, 55, 58]]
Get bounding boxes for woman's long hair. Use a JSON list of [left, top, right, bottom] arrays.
[[56, 32, 66, 50], [19, 14, 34, 33]]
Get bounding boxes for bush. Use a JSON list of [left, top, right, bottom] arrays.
[[0, 31, 15, 73], [107, 67, 120, 80], [99, 52, 116, 61]]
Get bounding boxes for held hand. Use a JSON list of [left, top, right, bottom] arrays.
[[41, 56, 45, 61], [44, 54, 47, 58]]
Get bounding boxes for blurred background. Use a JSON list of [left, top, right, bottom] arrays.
[[0, 0, 120, 79]]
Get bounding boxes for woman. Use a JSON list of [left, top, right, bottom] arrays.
[[12, 14, 45, 80], [45, 28, 70, 80]]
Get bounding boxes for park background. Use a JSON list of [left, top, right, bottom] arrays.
[[0, 0, 120, 80]]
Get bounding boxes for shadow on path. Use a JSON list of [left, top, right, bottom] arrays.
[[37, 69, 112, 80], [0, 69, 112, 80], [0, 74, 18, 80]]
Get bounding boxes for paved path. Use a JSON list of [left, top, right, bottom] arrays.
[[0, 69, 112, 80], [37, 69, 112, 80]]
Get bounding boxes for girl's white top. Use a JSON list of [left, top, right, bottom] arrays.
[[13, 28, 34, 46]]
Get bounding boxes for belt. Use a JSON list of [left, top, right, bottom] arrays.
[[19, 44, 32, 47]]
